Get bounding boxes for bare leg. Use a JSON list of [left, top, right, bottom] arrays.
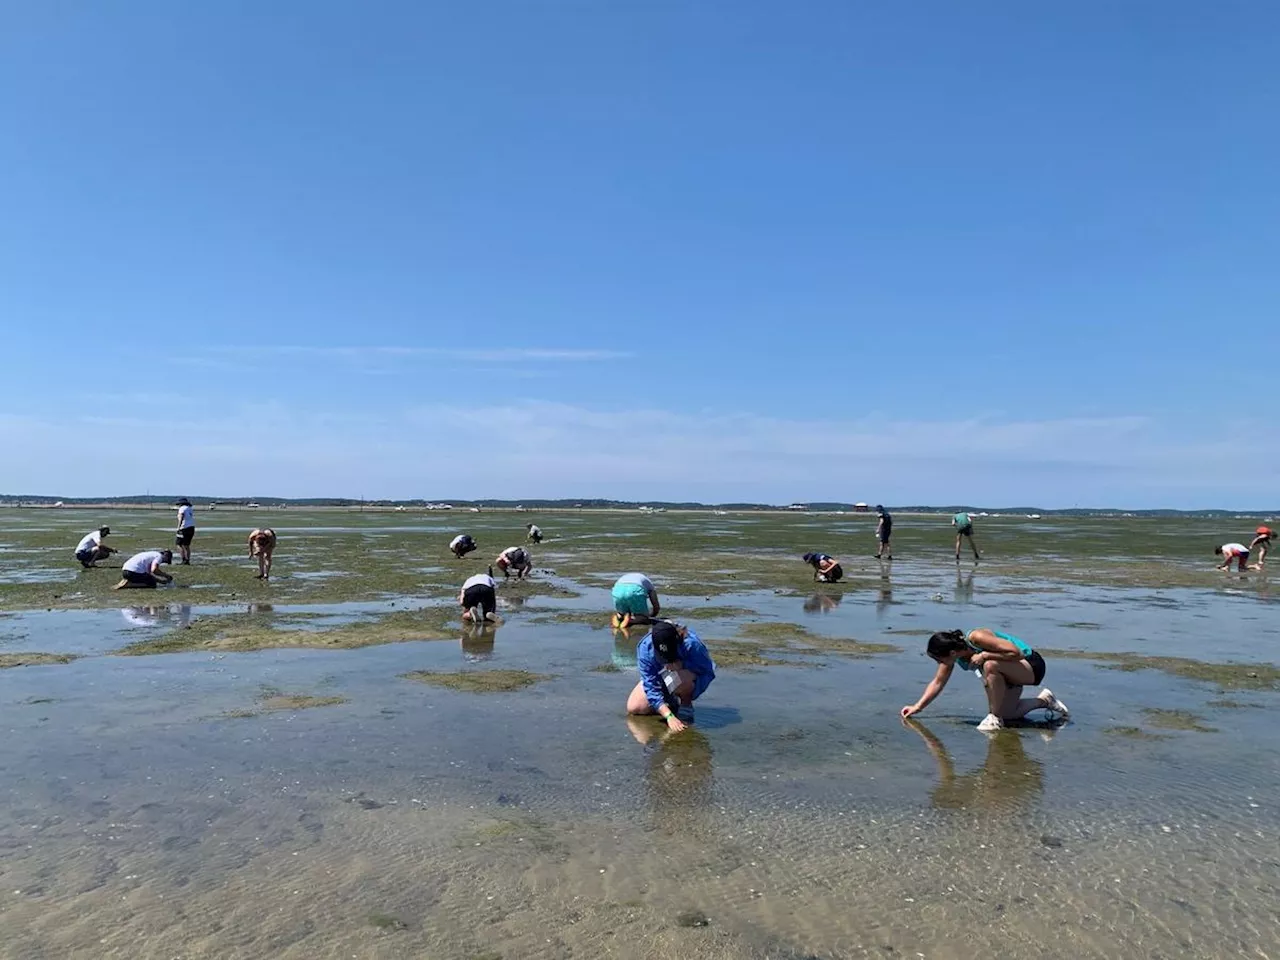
[[954, 535, 962, 560], [264, 552, 273, 579], [968, 534, 981, 560], [1000, 686, 1050, 720], [983, 660, 1035, 716], [626, 682, 655, 715]]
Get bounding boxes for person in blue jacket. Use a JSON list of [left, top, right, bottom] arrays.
[[625, 620, 716, 733]]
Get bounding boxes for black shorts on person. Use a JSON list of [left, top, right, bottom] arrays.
[[1025, 651, 1046, 686], [462, 584, 497, 615], [122, 569, 159, 588], [823, 564, 844, 583], [176, 527, 195, 547], [957, 524, 974, 537], [76, 549, 96, 567]]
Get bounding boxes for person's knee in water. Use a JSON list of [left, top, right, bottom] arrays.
[[625, 620, 716, 735], [802, 552, 843, 583], [611, 572, 661, 628], [900, 628, 1069, 732]]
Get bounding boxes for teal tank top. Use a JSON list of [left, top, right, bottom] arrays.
[[959, 630, 1033, 672]]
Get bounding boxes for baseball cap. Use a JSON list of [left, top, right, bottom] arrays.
[[651, 621, 683, 663], [176, 498, 192, 506]]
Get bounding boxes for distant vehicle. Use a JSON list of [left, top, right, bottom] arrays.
[[714, 510, 727, 516], [1027, 514, 1041, 519], [395, 505, 406, 512], [469, 507, 480, 513], [788, 504, 808, 511], [247, 502, 260, 508], [53, 501, 64, 507], [515, 505, 526, 512]]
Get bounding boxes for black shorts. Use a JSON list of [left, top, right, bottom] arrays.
[[462, 584, 497, 614], [957, 525, 974, 537], [176, 527, 195, 547], [1025, 651, 1046, 686], [822, 564, 844, 583], [122, 569, 158, 588], [877, 530, 892, 544], [76, 549, 96, 567]]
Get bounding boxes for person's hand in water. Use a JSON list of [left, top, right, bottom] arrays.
[[665, 714, 687, 733], [901, 704, 920, 719]]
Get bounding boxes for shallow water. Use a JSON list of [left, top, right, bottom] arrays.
[[1, 508, 1278, 957]]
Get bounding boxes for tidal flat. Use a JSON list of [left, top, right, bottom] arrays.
[[1, 506, 1277, 958]]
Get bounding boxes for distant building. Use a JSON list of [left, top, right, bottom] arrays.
[[853, 503, 869, 512], [788, 503, 808, 511]]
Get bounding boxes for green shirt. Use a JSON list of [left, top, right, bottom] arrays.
[[954, 512, 971, 528]]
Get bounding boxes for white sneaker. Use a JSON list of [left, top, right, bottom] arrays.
[[469, 605, 484, 624], [977, 713, 1004, 732], [1038, 688, 1070, 721]]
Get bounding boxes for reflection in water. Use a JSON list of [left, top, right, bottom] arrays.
[[876, 567, 893, 617], [120, 604, 193, 628], [461, 624, 496, 661], [906, 719, 1044, 813], [954, 568, 975, 604], [500, 592, 529, 610], [803, 592, 842, 615], [611, 633, 639, 670], [626, 718, 715, 813], [246, 603, 274, 614]]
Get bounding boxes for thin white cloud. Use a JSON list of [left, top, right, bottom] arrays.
[[194, 345, 629, 363], [2, 400, 1277, 507]]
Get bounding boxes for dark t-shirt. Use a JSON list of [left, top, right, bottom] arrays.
[[878, 512, 893, 536]]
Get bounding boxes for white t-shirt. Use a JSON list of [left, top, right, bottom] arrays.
[[177, 505, 194, 529], [450, 535, 469, 550], [1222, 543, 1249, 557], [528, 525, 542, 536], [463, 573, 496, 591], [616, 572, 654, 593], [124, 550, 165, 574], [76, 531, 102, 553], [501, 547, 527, 564]]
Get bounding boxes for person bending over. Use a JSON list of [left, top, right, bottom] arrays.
[[248, 528, 277, 580], [626, 621, 716, 732], [449, 534, 478, 559], [495, 546, 532, 579], [901, 628, 1069, 732], [1216, 542, 1251, 572], [114, 549, 175, 590], [74, 527, 116, 568], [803, 552, 844, 583], [459, 567, 499, 624], [611, 572, 661, 628], [1248, 527, 1274, 569], [952, 511, 981, 561], [526, 523, 543, 544]]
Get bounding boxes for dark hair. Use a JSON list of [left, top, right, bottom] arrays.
[[652, 621, 683, 663], [1213, 546, 1223, 555], [927, 630, 967, 660], [160, 549, 174, 563], [802, 552, 816, 565], [99, 526, 110, 536], [487, 565, 494, 578]]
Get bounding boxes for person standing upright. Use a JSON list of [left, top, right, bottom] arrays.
[[875, 505, 893, 560], [175, 498, 196, 565]]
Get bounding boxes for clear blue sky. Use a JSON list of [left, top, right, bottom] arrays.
[[2, 2, 1276, 507]]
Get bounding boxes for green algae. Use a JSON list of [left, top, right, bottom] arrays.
[[0, 652, 79, 669], [367, 912, 408, 931], [402, 669, 555, 693], [1206, 698, 1265, 709], [734, 621, 900, 659], [115, 608, 457, 656], [1049, 650, 1280, 690], [225, 690, 349, 718], [1141, 708, 1218, 733], [1103, 725, 1171, 741]]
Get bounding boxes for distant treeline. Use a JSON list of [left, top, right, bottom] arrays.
[[0, 494, 1273, 517]]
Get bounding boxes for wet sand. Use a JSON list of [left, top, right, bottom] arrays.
[[1, 509, 1277, 957]]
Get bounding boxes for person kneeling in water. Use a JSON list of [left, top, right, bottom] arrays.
[[626, 621, 716, 733], [459, 568, 499, 624], [803, 552, 843, 583], [611, 572, 661, 629], [247, 528, 277, 580], [114, 549, 175, 590], [901, 628, 1069, 732]]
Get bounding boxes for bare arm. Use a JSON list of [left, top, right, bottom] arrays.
[[648, 590, 661, 616], [965, 628, 1025, 662], [902, 660, 955, 717], [151, 561, 173, 584]]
